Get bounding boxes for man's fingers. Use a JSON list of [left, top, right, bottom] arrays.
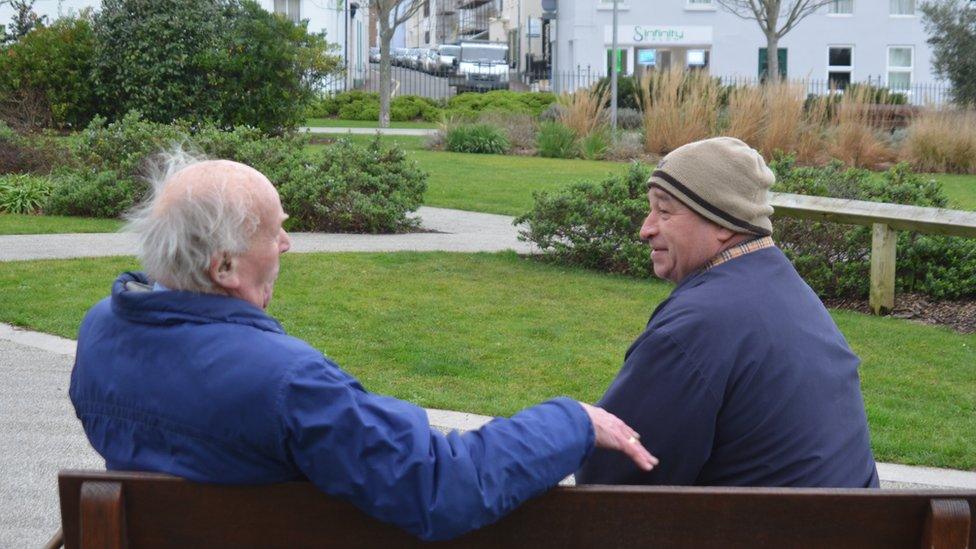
[[579, 402, 659, 472]]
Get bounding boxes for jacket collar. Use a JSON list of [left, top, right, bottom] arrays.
[[110, 272, 286, 334]]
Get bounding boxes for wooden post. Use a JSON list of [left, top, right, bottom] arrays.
[[870, 223, 897, 315]]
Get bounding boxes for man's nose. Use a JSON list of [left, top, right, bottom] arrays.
[[639, 212, 656, 241], [279, 230, 292, 253]]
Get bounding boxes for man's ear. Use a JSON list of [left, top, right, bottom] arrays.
[[716, 226, 739, 244], [208, 252, 240, 291]]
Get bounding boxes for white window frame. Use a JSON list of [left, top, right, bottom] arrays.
[[889, 0, 916, 17], [597, 1, 631, 11], [886, 45, 914, 93], [827, 0, 853, 16], [827, 45, 854, 88], [685, 0, 716, 11]]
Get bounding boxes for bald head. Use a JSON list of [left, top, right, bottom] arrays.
[[127, 153, 290, 306]]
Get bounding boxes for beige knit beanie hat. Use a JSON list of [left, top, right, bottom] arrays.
[[648, 137, 775, 236]]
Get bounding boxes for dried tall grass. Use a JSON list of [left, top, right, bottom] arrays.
[[640, 68, 721, 154], [557, 86, 608, 138], [826, 86, 893, 169], [725, 81, 807, 159], [904, 108, 976, 174], [795, 94, 831, 165]]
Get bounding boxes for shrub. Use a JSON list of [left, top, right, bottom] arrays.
[[476, 111, 538, 150], [772, 157, 974, 299], [536, 122, 578, 159], [92, 0, 341, 132], [391, 95, 442, 122], [605, 132, 645, 161], [446, 90, 556, 119], [0, 15, 98, 130], [904, 108, 976, 174], [277, 137, 426, 233], [515, 163, 652, 276], [538, 103, 565, 123], [445, 123, 510, 154], [580, 129, 610, 160], [0, 125, 66, 174], [595, 75, 640, 110], [614, 108, 643, 130], [46, 168, 136, 218], [0, 173, 52, 214], [73, 113, 185, 186]]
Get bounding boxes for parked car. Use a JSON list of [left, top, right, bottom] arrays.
[[408, 48, 425, 70], [392, 48, 410, 67], [436, 45, 460, 75], [449, 41, 510, 92], [369, 47, 380, 63], [421, 48, 441, 73]]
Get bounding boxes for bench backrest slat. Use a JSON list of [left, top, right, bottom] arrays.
[[58, 470, 976, 548]]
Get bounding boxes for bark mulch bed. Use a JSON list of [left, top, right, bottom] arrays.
[[824, 294, 976, 334]]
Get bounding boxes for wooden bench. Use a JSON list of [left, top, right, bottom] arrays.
[[55, 470, 975, 548]]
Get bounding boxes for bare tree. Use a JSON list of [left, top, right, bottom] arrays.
[[371, 0, 425, 127], [715, 0, 833, 81]]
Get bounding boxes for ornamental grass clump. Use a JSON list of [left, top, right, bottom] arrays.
[[445, 123, 511, 154], [640, 68, 721, 154], [826, 85, 894, 169], [904, 108, 976, 174], [556, 87, 609, 139], [0, 174, 52, 214], [536, 121, 579, 159]]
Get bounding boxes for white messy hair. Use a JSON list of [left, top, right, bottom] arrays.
[[124, 146, 260, 293]]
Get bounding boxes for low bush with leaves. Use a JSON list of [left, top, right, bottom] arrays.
[[311, 92, 441, 122], [515, 162, 651, 276], [277, 137, 426, 233], [476, 111, 538, 150], [536, 122, 578, 159], [0, 122, 67, 175], [446, 90, 556, 119], [0, 174, 52, 214], [772, 157, 975, 299], [46, 168, 137, 218], [445, 123, 510, 154]]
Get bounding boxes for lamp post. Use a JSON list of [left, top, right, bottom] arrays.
[[610, 0, 618, 135]]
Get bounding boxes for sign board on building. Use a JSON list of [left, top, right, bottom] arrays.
[[637, 49, 656, 65], [605, 25, 713, 46]]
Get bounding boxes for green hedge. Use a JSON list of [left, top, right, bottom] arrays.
[[40, 113, 426, 233]]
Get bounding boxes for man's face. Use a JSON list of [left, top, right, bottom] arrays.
[[229, 182, 291, 310], [639, 187, 728, 284]]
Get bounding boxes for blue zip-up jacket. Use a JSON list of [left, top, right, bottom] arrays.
[[577, 246, 879, 488], [70, 272, 595, 541]]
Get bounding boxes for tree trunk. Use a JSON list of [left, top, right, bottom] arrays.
[[766, 31, 780, 83], [379, 29, 394, 128]]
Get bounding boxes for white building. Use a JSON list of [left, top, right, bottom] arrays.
[[0, 0, 369, 88], [553, 0, 945, 95]]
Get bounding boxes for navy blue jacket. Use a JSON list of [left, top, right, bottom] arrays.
[[577, 246, 879, 487], [70, 272, 595, 541]]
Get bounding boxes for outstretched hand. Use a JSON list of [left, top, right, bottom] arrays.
[[578, 402, 658, 472]]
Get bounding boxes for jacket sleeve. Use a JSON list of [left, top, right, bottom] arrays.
[[279, 356, 595, 541], [576, 328, 720, 485]]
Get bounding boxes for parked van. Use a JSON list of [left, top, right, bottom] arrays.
[[448, 41, 510, 92]]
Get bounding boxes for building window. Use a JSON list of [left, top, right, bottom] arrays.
[[687, 49, 709, 70], [758, 47, 788, 79], [827, 46, 852, 89], [423, 1, 430, 17], [828, 0, 853, 15], [273, 0, 301, 23], [424, 31, 430, 44], [887, 46, 913, 91], [686, 0, 714, 9], [890, 0, 915, 15]]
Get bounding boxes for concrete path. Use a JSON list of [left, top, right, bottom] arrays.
[[0, 207, 535, 262], [301, 126, 437, 136]]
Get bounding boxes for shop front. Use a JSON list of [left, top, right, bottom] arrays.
[[604, 25, 713, 79]]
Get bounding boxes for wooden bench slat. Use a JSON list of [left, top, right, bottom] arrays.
[[58, 470, 976, 548], [924, 499, 972, 549]]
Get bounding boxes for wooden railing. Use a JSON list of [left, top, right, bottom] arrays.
[[770, 192, 976, 315]]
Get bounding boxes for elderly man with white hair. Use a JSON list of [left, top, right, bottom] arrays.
[[69, 151, 657, 542]]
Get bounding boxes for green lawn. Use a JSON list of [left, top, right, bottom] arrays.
[[413, 151, 631, 216], [0, 214, 122, 235], [1, 251, 973, 470], [927, 173, 976, 211], [305, 118, 438, 129]]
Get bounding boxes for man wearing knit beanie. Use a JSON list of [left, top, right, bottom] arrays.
[[577, 137, 879, 488]]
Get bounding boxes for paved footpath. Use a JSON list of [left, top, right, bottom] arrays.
[[301, 126, 437, 136], [2, 206, 975, 546]]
